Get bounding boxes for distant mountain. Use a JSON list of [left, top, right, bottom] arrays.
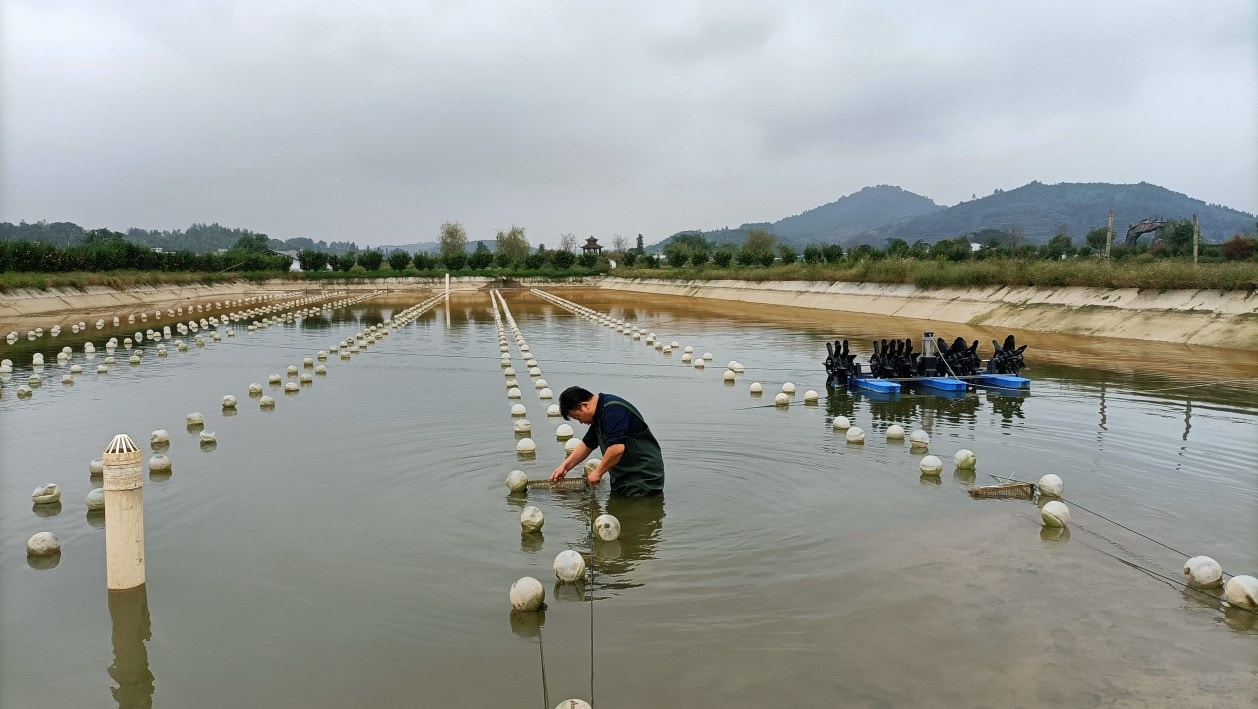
[[657, 185, 942, 249], [376, 239, 497, 254], [853, 181, 1257, 246], [377, 241, 440, 253], [657, 181, 1256, 251]]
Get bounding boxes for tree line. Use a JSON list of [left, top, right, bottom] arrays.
[[0, 230, 293, 273], [655, 221, 1256, 267], [1, 220, 360, 255], [298, 223, 646, 273]]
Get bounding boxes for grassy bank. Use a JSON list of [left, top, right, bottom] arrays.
[[0, 270, 301, 294], [617, 258, 1258, 291], [3, 258, 1255, 294]]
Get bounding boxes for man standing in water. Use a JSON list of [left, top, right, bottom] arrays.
[[549, 386, 665, 497]]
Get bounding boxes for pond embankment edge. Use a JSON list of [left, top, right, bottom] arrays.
[[596, 277, 1258, 350], [4, 275, 1255, 350]]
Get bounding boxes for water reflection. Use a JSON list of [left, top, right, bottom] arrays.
[[27, 550, 61, 570], [107, 585, 155, 709], [32, 501, 62, 518], [592, 495, 665, 593], [987, 390, 1028, 425]]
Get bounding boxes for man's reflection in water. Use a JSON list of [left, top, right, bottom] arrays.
[[591, 494, 665, 594], [108, 585, 155, 709]]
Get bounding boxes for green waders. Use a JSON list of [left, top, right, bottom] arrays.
[[596, 400, 665, 497]]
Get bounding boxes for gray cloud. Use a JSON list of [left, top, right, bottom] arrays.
[[2, 0, 1254, 247]]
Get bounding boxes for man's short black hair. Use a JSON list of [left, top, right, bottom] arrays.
[[559, 386, 594, 420]]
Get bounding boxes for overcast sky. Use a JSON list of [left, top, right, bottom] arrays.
[[2, 0, 1254, 247]]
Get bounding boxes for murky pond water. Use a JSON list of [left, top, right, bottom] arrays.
[[2, 287, 1256, 708]]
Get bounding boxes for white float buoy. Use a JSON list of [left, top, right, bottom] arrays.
[[919, 455, 943, 475], [27, 532, 60, 556], [749, 382, 762, 394], [149, 454, 172, 473], [846, 426, 865, 444], [774, 392, 790, 406], [538, 387, 553, 399], [32, 483, 62, 504], [594, 514, 621, 541], [150, 430, 169, 447], [953, 449, 976, 470], [547, 404, 561, 417], [221, 395, 238, 409], [509, 576, 546, 611], [514, 419, 532, 434], [511, 403, 527, 417], [723, 370, 736, 381], [803, 389, 818, 403], [1183, 556, 1224, 588], [554, 700, 592, 709], [506, 469, 529, 492], [284, 381, 299, 392], [90, 457, 104, 476], [564, 438, 579, 453], [553, 549, 586, 583], [1223, 575, 1258, 610], [186, 412, 204, 426], [259, 396, 276, 408], [885, 424, 905, 440], [1040, 500, 1070, 527], [781, 382, 796, 395], [516, 438, 536, 454], [909, 430, 930, 447], [832, 416, 851, 430], [199, 430, 217, 445], [86, 487, 106, 510], [520, 506, 545, 533], [555, 424, 574, 440], [1037, 474, 1064, 496]]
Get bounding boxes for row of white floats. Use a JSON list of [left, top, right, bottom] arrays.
[[530, 288, 751, 385], [23, 291, 449, 564], [3, 290, 354, 346], [492, 291, 615, 709], [2, 291, 374, 399]]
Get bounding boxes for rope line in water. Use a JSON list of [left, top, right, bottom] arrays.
[[986, 475, 1222, 572], [1074, 534, 1258, 616]]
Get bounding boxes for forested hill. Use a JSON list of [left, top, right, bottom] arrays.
[[662, 185, 941, 249], [658, 182, 1256, 250], [852, 182, 1257, 246], [0, 221, 361, 254]]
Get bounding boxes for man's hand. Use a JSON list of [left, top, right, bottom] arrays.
[[550, 465, 568, 481], [586, 470, 603, 486]]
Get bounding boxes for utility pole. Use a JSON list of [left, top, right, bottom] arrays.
[[1192, 213, 1199, 265], [1106, 210, 1114, 259]]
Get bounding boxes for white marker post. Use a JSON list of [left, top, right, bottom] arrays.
[[445, 272, 450, 299], [103, 434, 145, 590]]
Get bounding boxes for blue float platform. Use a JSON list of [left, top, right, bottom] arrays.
[[918, 377, 967, 392], [851, 377, 901, 394], [976, 374, 1031, 389]]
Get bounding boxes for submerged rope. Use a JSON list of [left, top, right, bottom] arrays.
[[1073, 534, 1258, 616]]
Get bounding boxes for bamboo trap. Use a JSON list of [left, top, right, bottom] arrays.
[[967, 481, 1036, 500], [525, 478, 594, 491]]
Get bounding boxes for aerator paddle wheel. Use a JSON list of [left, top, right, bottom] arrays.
[[987, 335, 1028, 376], [824, 339, 860, 388], [823, 332, 1031, 391]]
